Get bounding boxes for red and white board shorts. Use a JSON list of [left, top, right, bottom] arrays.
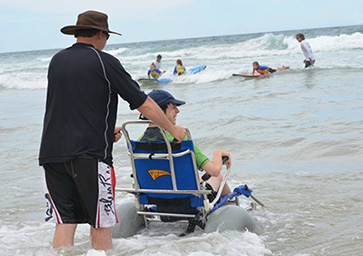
[[43, 155, 118, 228]]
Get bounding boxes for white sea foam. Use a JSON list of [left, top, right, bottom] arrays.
[[105, 47, 129, 56], [111, 229, 271, 256], [0, 219, 270, 256], [309, 32, 363, 51], [2, 30, 362, 89], [119, 32, 363, 63], [0, 72, 47, 89], [171, 69, 234, 85], [37, 56, 52, 62], [123, 31, 363, 84]]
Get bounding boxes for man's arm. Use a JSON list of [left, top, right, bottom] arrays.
[[137, 97, 187, 142]]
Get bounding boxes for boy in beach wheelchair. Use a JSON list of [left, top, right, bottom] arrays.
[[112, 90, 256, 238]]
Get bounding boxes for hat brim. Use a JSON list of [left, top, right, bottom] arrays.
[[170, 99, 185, 106], [61, 25, 122, 36]]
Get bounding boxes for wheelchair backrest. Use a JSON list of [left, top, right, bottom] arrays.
[[131, 140, 198, 193], [122, 121, 204, 206]]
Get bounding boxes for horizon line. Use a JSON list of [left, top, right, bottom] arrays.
[[1, 23, 362, 55]]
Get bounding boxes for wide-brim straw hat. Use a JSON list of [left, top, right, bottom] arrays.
[[61, 10, 122, 36]]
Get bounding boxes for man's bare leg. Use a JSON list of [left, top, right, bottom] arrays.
[[53, 223, 77, 248], [90, 227, 112, 250]]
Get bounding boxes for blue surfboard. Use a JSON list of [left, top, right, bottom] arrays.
[[138, 77, 172, 85], [138, 65, 206, 85], [187, 65, 207, 75], [157, 78, 172, 83]]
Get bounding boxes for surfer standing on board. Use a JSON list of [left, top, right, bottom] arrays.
[[252, 61, 289, 75], [296, 33, 315, 68]]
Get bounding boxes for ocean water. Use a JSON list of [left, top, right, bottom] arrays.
[[0, 25, 362, 256]]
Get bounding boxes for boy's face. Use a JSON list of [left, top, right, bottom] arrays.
[[165, 103, 180, 125], [296, 36, 303, 42], [253, 64, 258, 70]]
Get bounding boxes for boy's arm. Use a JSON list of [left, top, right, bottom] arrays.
[[202, 150, 231, 177]]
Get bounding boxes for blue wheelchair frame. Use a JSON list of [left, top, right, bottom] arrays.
[[115, 120, 232, 231]]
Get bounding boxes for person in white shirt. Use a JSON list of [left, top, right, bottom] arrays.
[[155, 54, 162, 70], [296, 33, 315, 68]]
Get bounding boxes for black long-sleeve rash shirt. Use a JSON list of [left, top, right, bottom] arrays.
[[39, 43, 147, 166]]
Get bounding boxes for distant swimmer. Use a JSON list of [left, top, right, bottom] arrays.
[[155, 54, 162, 70], [296, 33, 315, 68], [173, 59, 185, 75], [252, 61, 290, 75], [148, 63, 165, 79]]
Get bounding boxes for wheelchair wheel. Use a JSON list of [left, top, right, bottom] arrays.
[[204, 205, 255, 233], [111, 201, 145, 238]]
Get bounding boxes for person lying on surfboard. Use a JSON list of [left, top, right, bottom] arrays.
[[147, 63, 165, 79], [252, 61, 289, 75]]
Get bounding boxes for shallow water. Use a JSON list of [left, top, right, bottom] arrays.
[[0, 25, 362, 255]]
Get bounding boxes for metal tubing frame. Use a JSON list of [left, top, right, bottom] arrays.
[[118, 120, 211, 201], [115, 188, 212, 196], [210, 167, 230, 207], [137, 211, 197, 218]]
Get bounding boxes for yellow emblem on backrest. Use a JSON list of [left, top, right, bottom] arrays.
[[148, 169, 171, 180]]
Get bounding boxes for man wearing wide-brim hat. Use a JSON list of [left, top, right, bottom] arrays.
[[39, 10, 187, 251]]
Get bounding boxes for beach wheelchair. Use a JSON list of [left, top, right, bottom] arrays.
[[112, 120, 256, 238]]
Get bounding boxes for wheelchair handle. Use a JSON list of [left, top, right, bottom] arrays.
[[201, 156, 229, 181], [222, 156, 229, 164], [172, 138, 178, 146]]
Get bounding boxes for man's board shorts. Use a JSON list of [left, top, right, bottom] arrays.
[[305, 60, 315, 68], [43, 155, 118, 228]]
